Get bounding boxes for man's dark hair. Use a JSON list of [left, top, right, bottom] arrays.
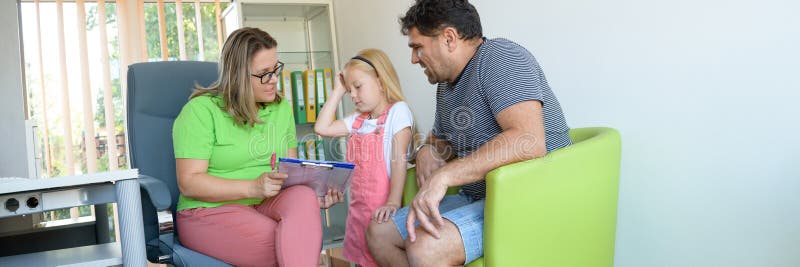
[[400, 0, 483, 40]]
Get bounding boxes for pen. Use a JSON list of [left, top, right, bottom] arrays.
[[270, 152, 277, 171]]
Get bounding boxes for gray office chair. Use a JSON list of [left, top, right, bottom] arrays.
[[127, 61, 231, 266]]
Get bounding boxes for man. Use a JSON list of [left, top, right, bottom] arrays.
[[366, 0, 572, 266]]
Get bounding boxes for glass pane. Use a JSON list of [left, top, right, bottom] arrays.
[[143, 2, 226, 62]]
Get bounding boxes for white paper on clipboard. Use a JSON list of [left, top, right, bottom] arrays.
[[277, 157, 355, 196]]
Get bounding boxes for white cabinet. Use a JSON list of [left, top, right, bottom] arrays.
[[222, 0, 341, 73]]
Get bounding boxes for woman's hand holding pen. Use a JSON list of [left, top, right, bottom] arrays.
[[252, 171, 287, 198]]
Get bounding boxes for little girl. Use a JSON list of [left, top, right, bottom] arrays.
[[315, 48, 414, 267]]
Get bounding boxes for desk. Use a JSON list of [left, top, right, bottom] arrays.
[[0, 169, 146, 267]]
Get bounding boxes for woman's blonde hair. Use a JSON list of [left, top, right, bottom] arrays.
[[344, 48, 405, 104], [190, 27, 281, 127]]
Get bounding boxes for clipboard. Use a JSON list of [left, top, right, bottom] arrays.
[[277, 157, 355, 197]]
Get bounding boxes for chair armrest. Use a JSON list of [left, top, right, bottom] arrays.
[[483, 127, 621, 266], [403, 168, 419, 206], [138, 175, 172, 211]]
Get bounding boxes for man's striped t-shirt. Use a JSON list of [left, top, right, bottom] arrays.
[[431, 37, 572, 199]]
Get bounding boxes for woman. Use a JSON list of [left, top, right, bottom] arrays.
[[172, 27, 342, 267]]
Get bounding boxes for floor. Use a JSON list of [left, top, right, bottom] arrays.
[[319, 247, 354, 267], [145, 247, 355, 267]]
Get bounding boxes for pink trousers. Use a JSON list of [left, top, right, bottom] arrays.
[[177, 185, 322, 267]]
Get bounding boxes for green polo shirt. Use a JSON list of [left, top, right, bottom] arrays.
[[172, 95, 297, 211]]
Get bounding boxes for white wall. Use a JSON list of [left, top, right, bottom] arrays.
[[332, 0, 435, 130], [0, 0, 31, 178], [333, 0, 800, 266]]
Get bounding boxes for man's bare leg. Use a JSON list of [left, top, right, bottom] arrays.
[[405, 220, 466, 267], [367, 220, 408, 267]]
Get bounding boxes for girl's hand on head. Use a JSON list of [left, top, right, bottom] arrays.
[[372, 203, 400, 223], [332, 72, 347, 97]]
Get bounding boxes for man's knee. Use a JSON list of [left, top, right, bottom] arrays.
[[367, 220, 395, 248], [366, 220, 380, 243], [404, 230, 441, 266], [405, 224, 464, 267]]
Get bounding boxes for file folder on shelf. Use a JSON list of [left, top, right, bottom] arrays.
[[291, 71, 306, 124], [316, 140, 326, 161], [315, 69, 326, 117], [277, 158, 355, 197], [303, 70, 317, 123], [322, 68, 335, 119], [305, 140, 317, 160], [281, 70, 294, 111], [297, 142, 307, 159]]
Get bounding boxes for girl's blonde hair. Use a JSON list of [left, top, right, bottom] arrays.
[[190, 27, 281, 127], [344, 48, 422, 148], [344, 48, 405, 104]]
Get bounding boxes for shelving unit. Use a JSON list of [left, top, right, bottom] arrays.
[[222, 1, 339, 70], [276, 51, 334, 68]]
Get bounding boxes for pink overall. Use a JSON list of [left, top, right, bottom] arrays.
[[342, 105, 393, 267]]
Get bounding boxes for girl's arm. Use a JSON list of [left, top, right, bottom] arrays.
[[387, 127, 412, 206], [314, 73, 349, 137], [373, 127, 412, 223]]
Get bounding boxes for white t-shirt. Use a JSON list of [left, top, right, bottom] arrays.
[[344, 101, 414, 177]]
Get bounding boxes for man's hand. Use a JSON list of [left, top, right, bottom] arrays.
[[318, 188, 344, 209], [406, 173, 449, 242], [415, 145, 446, 188]]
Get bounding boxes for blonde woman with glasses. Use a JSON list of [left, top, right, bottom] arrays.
[[172, 27, 343, 267]]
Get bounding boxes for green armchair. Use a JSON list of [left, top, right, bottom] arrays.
[[402, 127, 621, 267]]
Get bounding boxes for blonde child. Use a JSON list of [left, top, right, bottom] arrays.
[[315, 48, 414, 267]]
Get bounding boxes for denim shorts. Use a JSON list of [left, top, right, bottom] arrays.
[[392, 191, 485, 264]]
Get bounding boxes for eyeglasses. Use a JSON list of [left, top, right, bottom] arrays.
[[251, 61, 284, 84]]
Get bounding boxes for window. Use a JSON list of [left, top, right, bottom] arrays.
[[18, 0, 227, 235]]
